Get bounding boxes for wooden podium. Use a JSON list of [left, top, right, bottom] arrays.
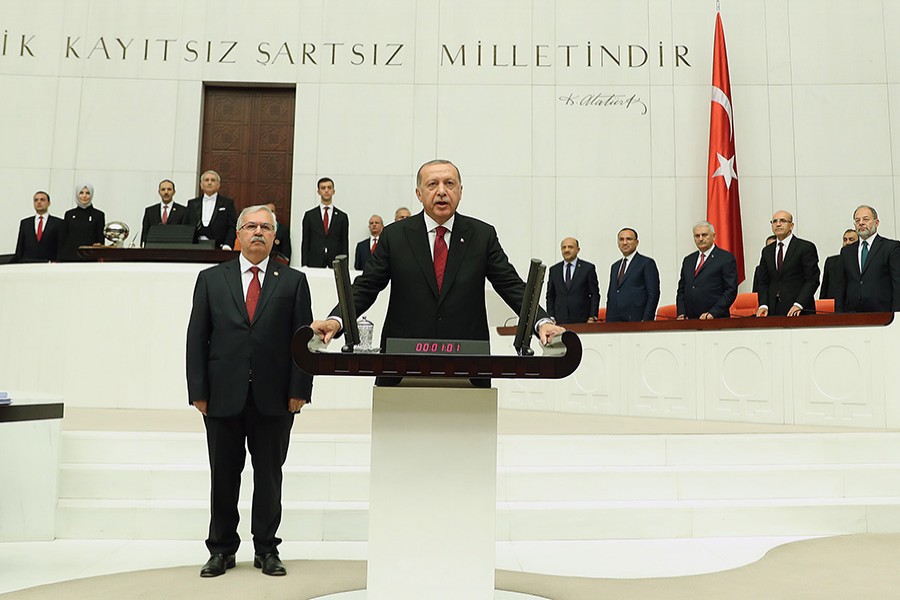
[[293, 328, 581, 600]]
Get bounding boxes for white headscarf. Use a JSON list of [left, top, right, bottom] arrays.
[[75, 183, 94, 208]]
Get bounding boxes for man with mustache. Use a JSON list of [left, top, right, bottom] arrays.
[[834, 205, 900, 312]]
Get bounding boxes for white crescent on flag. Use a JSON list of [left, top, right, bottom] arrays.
[[711, 86, 733, 141]]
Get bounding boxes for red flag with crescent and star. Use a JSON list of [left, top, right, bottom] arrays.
[[707, 11, 744, 283]]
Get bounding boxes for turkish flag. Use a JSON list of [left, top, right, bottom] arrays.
[[707, 12, 744, 283]]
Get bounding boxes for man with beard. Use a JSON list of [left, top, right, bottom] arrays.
[[834, 205, 900, 313]]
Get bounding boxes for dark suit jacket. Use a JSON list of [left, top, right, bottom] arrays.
[[332, 211, 547, 351], [186, 195, 237, 249], [301, 205, 349, 267], [186, 258, 314, 417], [272, 221, 292, 260], [606, 253, 661, 322], [676, 246, 738, 318], [140, 202, 187, 245], [755, 236, 820, 315], [546, 259, 600, 324], [819, 254, 841, 300], [354, 237, 376, 271], [14, 214, 62, 262], [834, 235, 900, 313]]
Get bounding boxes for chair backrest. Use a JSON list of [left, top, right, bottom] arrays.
[[597, 307, 607, 323], [730, 292, 758, 317], [655, 304, 678, 321], [815, 298, 835, 314]]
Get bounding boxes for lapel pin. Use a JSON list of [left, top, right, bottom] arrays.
[[274, 271, 280, 277]]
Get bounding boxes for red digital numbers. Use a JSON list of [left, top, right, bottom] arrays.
[[415, 342, 461, 353]]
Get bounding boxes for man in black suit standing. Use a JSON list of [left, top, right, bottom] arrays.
[[834, 205, 900, 313], [311, 159, 564, 355], [606, 228, 661, 322], [14, 191, 62, 262], [186, 205, 313, 578], [676, 221, 738, 319], [354, 214, 384, 270], [264, 202, 292, 261], [546, 237, 600, 324], [186, 170, 237, 249], [751, 235, 777, 293], [820, 229, 858, 300], [755, 210, 820, 317], [140, 179, 187, 246], [301, 177, 349, 268]]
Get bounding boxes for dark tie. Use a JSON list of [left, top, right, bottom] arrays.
[[617, 258, 627, 285], [323, 206, 330, 234], [776, 242, 784, 272], [565, 262, 572, 286], [861, 240, 869, 270], [371, 237, 378, 254], [694, 253, 706, 276], [246, 266, 261, 321], [433, 225, 448, 293], [162, 205, 169, 225], [37, 216, 44, 242]]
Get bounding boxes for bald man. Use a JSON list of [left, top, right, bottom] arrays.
[[546, 237, 600, 324]]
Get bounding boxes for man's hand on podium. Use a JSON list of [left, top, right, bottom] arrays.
[[311, 319, 341, 344], [539, 322, 566, 345]]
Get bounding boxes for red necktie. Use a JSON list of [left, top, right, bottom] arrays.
[[433, 225, 448, 293], [36, 216, 44, 242], [162, 205, 169, 225], [617, 258, 627, 285], [694, 252, 706, 276], [776, 242, 784, 272], [323, 206, 330, 235], [246, 266, 261, 321], [371, 237, 378, 253]]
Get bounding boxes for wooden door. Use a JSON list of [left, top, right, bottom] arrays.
[[199, 86, 295, 226]]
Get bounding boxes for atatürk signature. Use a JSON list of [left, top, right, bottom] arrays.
[[559, 92, 647, 115]]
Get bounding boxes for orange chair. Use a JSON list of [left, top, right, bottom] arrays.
[[655, 304, 679, 320], [815, 298, 835, 314], [730, 292, 758, 317], [596, 308, 607, 323]]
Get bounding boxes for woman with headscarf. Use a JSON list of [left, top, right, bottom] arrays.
[[58, 183, 106, 261]]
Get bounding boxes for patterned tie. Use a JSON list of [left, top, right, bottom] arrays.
[[323, 206, 330, 235], [162, 205, 169, 225], [861, 240, 869, 270], [565, 262, 573, 286], [776, 242, 784, 272], [617, 258, 627, 285], [36, 216, 44, 242], [246, 266, 261, 321], [433, 225, 448, 293], [694, 252, 706, 276], [371, 237, 378, 254]]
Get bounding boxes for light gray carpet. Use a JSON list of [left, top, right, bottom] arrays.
[[4, 534, 899, 599]]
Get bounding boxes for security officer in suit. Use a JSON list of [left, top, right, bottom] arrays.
[[354, 214, 384, 271], [185, 170, 237, 249], [676, 220, 738, 319], [265, 202, 292, 261], [546, 237, 600, 324], [300, 177, 349, 268], [820, 229, 858, 300], [606, 228, 661, 322], [755, 210, 820, 317], [14, 191, 63, 262], [834, 205, 900, 313], [140, 179, 187, 246]]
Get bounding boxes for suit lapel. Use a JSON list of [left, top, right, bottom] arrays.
[[861, 236, 882, 274], [440, 215, 472, 299], [405, 214, 440, 298], [252, 260, 283, 322], [687, 251, 700, 282], [223, 260, 247, 323]]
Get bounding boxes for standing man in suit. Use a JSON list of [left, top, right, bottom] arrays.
[[394, 206, 411, 221], [546, 237, 600, 324], [755, 210, 820, 317], [834, 205, 900, 313], [820, 229, 858, 300], [606, 228, 661, 322], [676, 221, 738, 319], [354, 214, 384, 270], [140, 179, 187, 246], [751, 235, 777, 293], [14, 191, 63, 263], [264, 202, 292, 261], [186, 205, 314, 578], [186, 170, 237, 249], [300, 177, 349, 268], [310, 159, 564, 361]]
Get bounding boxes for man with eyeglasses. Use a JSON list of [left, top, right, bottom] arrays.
[[833, 205, 900, 313], [187, 205, 314, 579], [755, 210, 820, 317]]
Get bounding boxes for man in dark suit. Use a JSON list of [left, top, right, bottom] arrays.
[[751, 235, 777, 293], [186, 205, 313, 578], [264, 202, 292, 261], [140, 179, 187, 246], [606, 228, 660, 322], [755, 210, 820, 317], [834, 205, 900, 313], [186, 170, 237, 249], [354, 214, 384, 270], [14, 191, 62, 262], [310, 159, 564, 360], [300, 177, 349, 268], [676, 221, 738, 319], [546, 237, 600, 324], [820, 229, 858, 300]]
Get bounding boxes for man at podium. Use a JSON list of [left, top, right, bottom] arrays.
[[311, 159, 564, 363]]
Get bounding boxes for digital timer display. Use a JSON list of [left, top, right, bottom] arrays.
[[415, 342, 461, 353], [385, 338, 491, 356]]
